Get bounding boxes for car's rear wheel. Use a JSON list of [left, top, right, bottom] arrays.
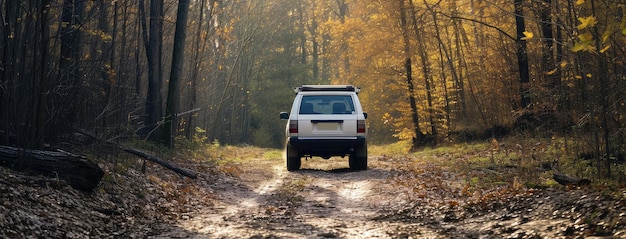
[[286, 144, 301, 171], [349, 142, 368, 171]]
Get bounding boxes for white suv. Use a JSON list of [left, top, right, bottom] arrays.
[[279, 85, 368, 171]]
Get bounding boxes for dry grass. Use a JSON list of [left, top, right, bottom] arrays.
[[373, 136, 625, 196], [188, 135, 623, 191]]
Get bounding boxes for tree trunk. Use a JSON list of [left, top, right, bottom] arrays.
[[1, 0, 17, 145], [99, 0, 114, 129], [554, 0, 564, 111], [398, 0, 425, 149], [451, 9, 468, 120], [539, 0, 557, 87], [336, 0, 350, 82], [589, 0, 611, 178], [514, 0, 531, 109], [57, 0, 84, 132], [298, 3, 307, 65], [410, 0, 436, 136], [429, 3, 455, 131], [143, 0, 164, 142], [163, 0, 191, 147], [32, 0, 52, 149], [310, 10, 320, 83], [186, 0, 211, 140]]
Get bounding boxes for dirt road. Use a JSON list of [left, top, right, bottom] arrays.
[[155, 155, 434, 238], [155, 154, 626, 238]]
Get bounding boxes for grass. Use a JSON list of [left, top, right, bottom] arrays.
[[262, 149, 284, 160], [375, 136, 626, 191], [143, 133, 623, 190], [369, 140, 412, 156], [199, 145, 269, 164]]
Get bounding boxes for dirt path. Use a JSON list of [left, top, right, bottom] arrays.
[[154, 154, 626, 239], [154, 156, 441, 238]]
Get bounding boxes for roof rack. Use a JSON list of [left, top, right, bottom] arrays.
[[294, 85, 360, 94]]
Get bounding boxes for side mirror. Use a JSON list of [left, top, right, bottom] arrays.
[[279, 112, 289, 119], [363, 112, 368, 119]]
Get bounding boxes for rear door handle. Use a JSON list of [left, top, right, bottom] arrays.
[[311, 120, 344, 123]]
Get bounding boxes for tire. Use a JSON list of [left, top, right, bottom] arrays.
[[349, 142, 368, 171], [286, 144, 301, 171]]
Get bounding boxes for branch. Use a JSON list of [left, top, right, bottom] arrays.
[[438, 13, 516, 41], [74, 128, 198, 179]]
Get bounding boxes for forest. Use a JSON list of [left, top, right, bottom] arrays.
[[0, 0, 625, 180]]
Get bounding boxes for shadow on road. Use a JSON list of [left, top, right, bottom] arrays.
[[292, 167, 395, 181]]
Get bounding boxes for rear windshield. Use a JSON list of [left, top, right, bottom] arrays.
[[299, 95, 355, 114]]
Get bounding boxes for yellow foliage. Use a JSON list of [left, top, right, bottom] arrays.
[[622, 14, 626, 35], [85, 29, 112, 42], [601, 29, 612, 43], [520, 31, 533, 40], [572, 42, 588, 52], [546, 68, 558, 75], [572, 32, 595, 52], [394, 128, 415, 140], [599, 45, 611, 53], [577, 16, 597, 30], [575, 0, 585, 5]]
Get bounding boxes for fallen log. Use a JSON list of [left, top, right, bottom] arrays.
[[118, 146, 197, 179], [0, 146, 104, 191], [74, 128, 197, 179], [553, 172, 591, 186]]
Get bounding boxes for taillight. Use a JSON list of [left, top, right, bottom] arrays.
[[357, 120, 366, 133], [289, 121, 298, 133]]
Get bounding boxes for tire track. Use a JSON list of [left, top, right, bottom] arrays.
[[155, 156, 437, 238]]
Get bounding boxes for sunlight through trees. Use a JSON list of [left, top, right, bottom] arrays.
[[1, 0, 624, 177]]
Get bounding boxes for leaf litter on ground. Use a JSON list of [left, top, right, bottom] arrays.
[[1, 140, 626, 238]]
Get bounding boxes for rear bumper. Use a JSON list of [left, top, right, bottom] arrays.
[[287, 136, 366, 157]]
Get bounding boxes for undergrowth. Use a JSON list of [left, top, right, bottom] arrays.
[[116, 133, 624, 191], [372, 136, 626, 211], [98, 134, 624, 216]]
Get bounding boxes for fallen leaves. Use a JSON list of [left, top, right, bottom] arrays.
[[0, 156, 218, 238], [2, 144, 626, 238], [374, 153, 626, 238]]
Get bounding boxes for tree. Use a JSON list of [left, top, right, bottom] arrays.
[[1, 0, 625, 182], [32, 0, 53, 148], [515, 0, 531, 109], [0, 0, 18, 145], [162, 0, 191, 147], [398, 0, 426, 149], [410, 0, 436, 137], [184, 0, 217, 140], [141, 0, 164, 142]]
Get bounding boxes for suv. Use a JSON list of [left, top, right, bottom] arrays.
[[279, 85, 368, 171]]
